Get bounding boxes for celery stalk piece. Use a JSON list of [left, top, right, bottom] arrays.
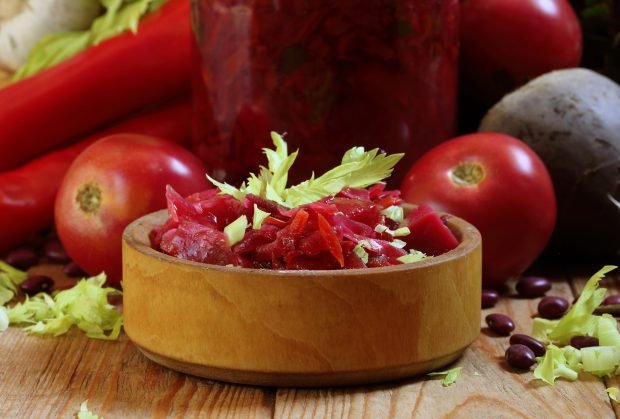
[[533, 344, 580, 385], [5, 273, 123, 340], [580, 346, 620, 377], [224, 216, 249, 246], [427, 367, 462, 387], [252, 205, 270, 230], [77, 400, 99, 419]]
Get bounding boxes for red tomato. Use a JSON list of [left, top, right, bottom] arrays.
[[460, 0, 582, 105], [400, 133, 557, 285], [55, 134, 211, 286]]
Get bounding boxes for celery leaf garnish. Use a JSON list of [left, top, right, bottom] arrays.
[[209, 132, 404, 208]]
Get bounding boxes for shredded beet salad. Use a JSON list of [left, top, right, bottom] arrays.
[[150, 133, 459, 270]]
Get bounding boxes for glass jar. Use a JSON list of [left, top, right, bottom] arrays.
[[191, 0, 459, 186]]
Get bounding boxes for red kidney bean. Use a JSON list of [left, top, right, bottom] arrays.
[[569, 336, 599, 349], [19, 275, 54, 296], [509, 334, 546, 357], [538, 296, 569, 319], [602, 295, 620, 306], [43, 238, 71, 264], [4, 246, 39, 270], [63, 261, 87, 278], [482, 289, 499, 309], [515, 276, 551, 298], [505, 344, 536, 370], [485, 313, 515, 336]]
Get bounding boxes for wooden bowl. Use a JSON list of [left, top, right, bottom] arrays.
[[122, 209, 481, 387]]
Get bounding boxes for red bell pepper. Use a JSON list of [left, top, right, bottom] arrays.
[[0, 0, 191, 171], [0, 98, 192, 254]]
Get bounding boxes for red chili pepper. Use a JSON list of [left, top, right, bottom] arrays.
[[0, 0, 191, 171], [0, 98, 192, 254]]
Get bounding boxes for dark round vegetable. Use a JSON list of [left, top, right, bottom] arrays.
[[482, 289, 500, 308], [538, 296, 569, 319], [515, 276, 551, 298], [485, 313, 515, 335], [480, 69, 620, 260], [505, 344, 537, 370], [509, 333, 546, 357]]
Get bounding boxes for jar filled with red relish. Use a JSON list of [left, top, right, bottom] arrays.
[[191, 0, 459, 185]]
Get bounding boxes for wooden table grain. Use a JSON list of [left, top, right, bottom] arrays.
[[1, 264, 618, 418]]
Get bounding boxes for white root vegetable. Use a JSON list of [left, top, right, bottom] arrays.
[[0, 0, 101, 71]]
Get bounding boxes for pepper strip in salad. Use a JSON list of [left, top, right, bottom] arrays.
[[150, 133, 459, 269]]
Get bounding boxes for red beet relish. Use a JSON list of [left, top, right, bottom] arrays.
[[190, 0, 459, 186], [150, 184, 459, 270]]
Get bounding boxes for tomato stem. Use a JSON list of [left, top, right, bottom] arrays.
[[76, 182, 102, 214], [450, 162, 485, 186]]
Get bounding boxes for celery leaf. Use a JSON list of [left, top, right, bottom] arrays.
[[547, 265, 617, 344], [14, 0, 158, 80], [211, 132, 404, 208]]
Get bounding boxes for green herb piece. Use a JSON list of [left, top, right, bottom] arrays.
[[547, 265, 616, 344], [390, 239, 407, 249], [607, 387, 619, 403], [380, 205, 404, 223], [353, 243, 369, 264], [209, 132, 404, 208], [531, 317, 559, 341], [0, 261, 27, 305], [397, 249, 429, 264], [78, 400, 100, 419], [6, 273, 122, 340], [428, 366, 462, 386], [14, 0, 162, 81], [252, 205, 271, 230], [533, 344, 580, 385], [224, 215, 249, 246]]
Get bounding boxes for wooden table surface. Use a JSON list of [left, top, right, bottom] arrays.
[[1, 263, 619, 418]]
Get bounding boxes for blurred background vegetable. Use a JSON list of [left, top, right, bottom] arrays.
[[570, 0, 620, 83], [0, 0, 101, 72], [0, 0, 190, 171], [0, 98, 192, 255], [460, 0, 582, 107], [480, 68, 620, 262]]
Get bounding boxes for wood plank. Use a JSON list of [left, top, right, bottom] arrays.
[[569, 264, 620, 418], [0, 263, 276, 418], [274, 273, 614, 418]]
